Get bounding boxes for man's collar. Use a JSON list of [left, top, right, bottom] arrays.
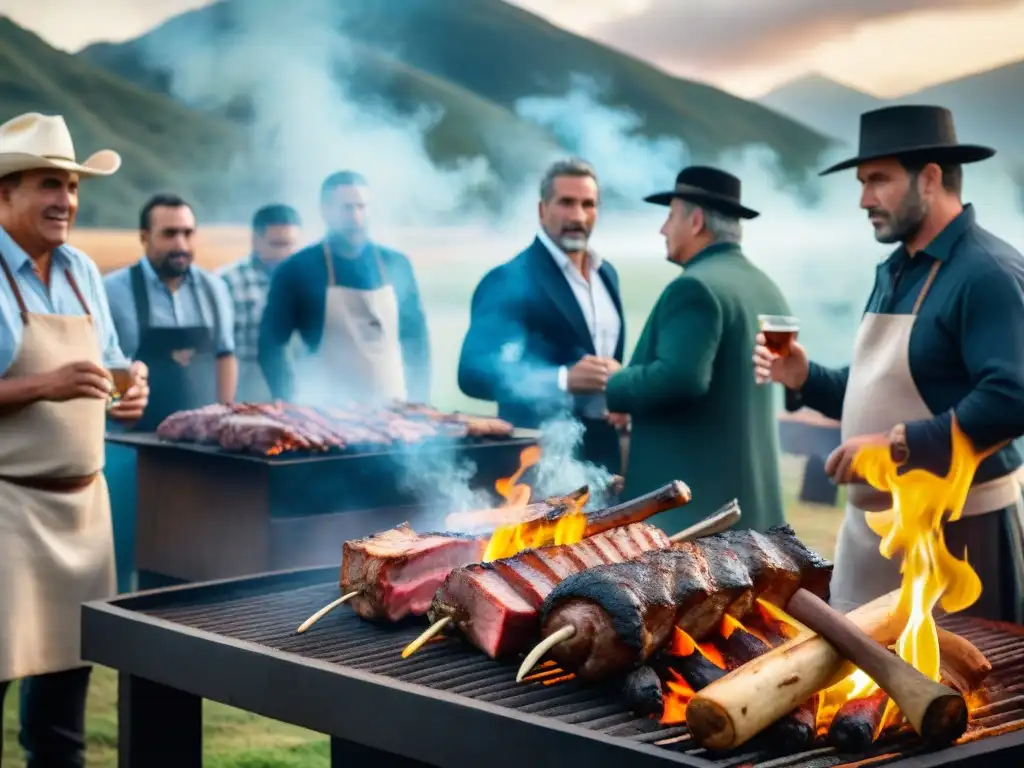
[[0, 226, 72, 274], [886, 203, 976, 265], [536, 228, 603, 271], [683, 240, 741, 269]]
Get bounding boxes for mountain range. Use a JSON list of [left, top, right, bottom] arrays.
[[2, 0, 834, 226], [759, 63, 1024, 163]]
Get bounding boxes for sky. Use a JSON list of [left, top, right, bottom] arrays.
[[3, 0, 1024, 98]]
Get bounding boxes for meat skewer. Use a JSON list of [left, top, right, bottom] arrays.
[[296, 481, 694, 633], [402, 500, 741, 659], [516, 524, 832, 683]]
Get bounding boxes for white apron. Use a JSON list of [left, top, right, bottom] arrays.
[[296, 243, 406, 407], [831, 260, 1022, 613], [0, 254, 116, 681]]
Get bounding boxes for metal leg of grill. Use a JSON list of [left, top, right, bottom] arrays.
[[329, 737, 435, 767], [118, 672, 202, 768]]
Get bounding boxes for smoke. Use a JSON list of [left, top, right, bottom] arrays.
[[130, 0, 1024, 526], [530, 415, 617, 509]]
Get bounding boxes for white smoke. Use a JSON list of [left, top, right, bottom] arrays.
[[128, 0, 1024, 519]]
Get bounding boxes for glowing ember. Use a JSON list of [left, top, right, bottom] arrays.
[[823, 416, 996, 731], [661, 670, 695, 724], [482, 446, 589, 561], [667, 626, 727, 669]]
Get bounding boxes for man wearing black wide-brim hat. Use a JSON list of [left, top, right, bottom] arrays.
[[754, 105, 1024, 623], [605, 166, 791, 532]]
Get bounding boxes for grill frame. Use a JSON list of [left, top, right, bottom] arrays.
[[82, 567, 1024, 768]]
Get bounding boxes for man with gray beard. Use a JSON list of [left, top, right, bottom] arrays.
[[754, 105, 1024, 623], [458, 158, 626, 474]]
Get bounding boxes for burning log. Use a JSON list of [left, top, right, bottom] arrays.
[[621, 666, 663, 717], [828, 688, 890, 752]]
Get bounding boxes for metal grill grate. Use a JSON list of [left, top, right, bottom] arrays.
[[143, 580, 1024, 767]]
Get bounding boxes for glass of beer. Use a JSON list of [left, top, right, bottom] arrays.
[[108, 368, 134, 404], [758, 315, 800, 358]]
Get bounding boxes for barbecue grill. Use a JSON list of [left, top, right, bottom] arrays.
[[106, 430, 538, 588], [82, 567, 1024, 768]]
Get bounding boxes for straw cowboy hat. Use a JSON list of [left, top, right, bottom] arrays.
[[819, 105, 995, 176], [0, 112, 121, 178]]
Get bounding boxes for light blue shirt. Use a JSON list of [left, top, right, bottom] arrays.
[[0, 226, 129, 375], [103, 258, 235, 359]]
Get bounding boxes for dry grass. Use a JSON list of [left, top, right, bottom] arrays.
[[69, 227, 251, 275]]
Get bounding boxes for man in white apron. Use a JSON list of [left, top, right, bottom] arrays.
[[0, 113, 149, 766], [754, 105, 1024, 623], [258, 170, 430, 407], [219, 204, 302, 402]]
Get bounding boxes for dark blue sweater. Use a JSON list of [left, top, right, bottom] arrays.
[[787, 204, 1024, 482]]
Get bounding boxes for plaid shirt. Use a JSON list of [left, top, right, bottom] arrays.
[[218, 254, 272, 362]]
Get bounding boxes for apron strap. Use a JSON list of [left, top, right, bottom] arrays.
[[63, 268, 91, 317], [912, 260, 941, 315], [322, 241, 336, 287], [0, 251, 29, 321], [129, 262, 151, 334], [0, 251, 90, 319]]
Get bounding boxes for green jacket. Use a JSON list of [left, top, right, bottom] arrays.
[[606, 242, 790, 534]]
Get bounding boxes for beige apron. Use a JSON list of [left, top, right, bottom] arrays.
[[832, 260, 1022, 612], [296, 244, 406, 407], [0, 254, 116, 681]]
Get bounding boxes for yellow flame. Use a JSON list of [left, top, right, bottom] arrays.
[[481, 496, 588, 562], [842, 416, 999, 725], [495, 445, 542, 507]]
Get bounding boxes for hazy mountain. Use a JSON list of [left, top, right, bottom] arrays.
[[759, 74, 884, 145]]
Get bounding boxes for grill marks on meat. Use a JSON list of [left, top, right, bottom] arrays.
[[341, 524, 487, 621], [538, 525, 833, 681], [155, 401, 514, 455], [428, 523, 671, 659]]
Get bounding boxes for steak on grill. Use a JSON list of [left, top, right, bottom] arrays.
[[342, 524, 488, 622], [155, 401, 515, 455], [341, 483, 689, 621], [535, 525, 833, 681], [428, 523, 672, 659]]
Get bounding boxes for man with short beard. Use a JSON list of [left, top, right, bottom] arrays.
[[104, 193, 238, 428], [753, 105, 1024, 622], [0, 111, 148, 766], [458, 158, 626, 474]]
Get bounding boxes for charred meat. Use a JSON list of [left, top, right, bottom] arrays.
[[536, 525, 833, 681], [428, 523, 672, 659]]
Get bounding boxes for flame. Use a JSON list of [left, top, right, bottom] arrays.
[[817, 417, 998, 734], [661, 669, 695, 724], [482, 447, 588, 561], [667, 626, 727, 669], [495, 445, 542, 507]]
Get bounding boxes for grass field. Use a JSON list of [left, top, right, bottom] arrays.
[[2, 228, 848, 767]]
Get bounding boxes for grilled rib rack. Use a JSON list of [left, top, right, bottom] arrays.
[[82, 567, 1024, 768]]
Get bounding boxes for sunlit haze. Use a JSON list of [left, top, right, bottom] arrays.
[[4, 0, 1023, 97]]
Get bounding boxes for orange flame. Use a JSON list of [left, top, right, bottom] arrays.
[[661, 669, 695, 724], [666, 626, 727, 669], [818, 416, 998, 733], [482, 446, 588, 561]]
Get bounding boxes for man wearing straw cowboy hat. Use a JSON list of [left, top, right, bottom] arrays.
[[754, 105, 1024, 623], [0, 112, 149, 765]]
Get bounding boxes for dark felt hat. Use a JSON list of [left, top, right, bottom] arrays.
[[644, 165, 759, 219], [819, 104, 995, 176]]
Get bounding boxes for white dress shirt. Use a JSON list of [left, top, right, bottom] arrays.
[[537, 229, 622, 418]]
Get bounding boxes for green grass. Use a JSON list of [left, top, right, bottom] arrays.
[[1, 454, 844, 768]]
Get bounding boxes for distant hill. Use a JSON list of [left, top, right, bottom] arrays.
[[759, 74, 884, 145], [759, 64, 1024, 161], [78, 0, 833, 184], [0, 17, 246, 227]]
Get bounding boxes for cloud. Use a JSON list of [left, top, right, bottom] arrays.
[[583, 0, 1020, 70]]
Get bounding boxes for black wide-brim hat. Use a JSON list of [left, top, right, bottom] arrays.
[[644, 165, 759, 219], [820, 104, 995, 176]]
